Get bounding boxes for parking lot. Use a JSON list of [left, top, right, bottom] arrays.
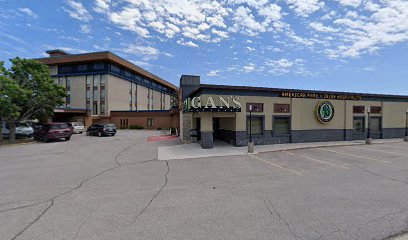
[[1, 131, 408, 240]]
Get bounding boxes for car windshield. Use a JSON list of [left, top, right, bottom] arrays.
[[50, 124, 69, 129], [74, 122, 84, 126], [17, 123, 30, 128], [104, 124, 116, 128]]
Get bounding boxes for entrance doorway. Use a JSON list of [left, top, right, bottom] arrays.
[[213, 118, 220, 140], [195, 118, 201, 141]]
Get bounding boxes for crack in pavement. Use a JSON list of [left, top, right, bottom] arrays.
[[349, 163, 408, 185], [131, 160, 169, 224], [10, 200, 54, 240], [5, 142, 149, 240], [263, 198, 302, 240]]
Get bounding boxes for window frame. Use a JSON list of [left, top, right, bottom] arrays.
[[273, 116, 291, 137], [246, 115, 264, 136], [369, 116, 382, 133], [353, 116, 365, 133]]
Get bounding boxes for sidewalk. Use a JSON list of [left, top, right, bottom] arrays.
[[158, 138, 405, 160]]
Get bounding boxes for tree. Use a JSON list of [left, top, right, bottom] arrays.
[[0, 58, 66, 143]]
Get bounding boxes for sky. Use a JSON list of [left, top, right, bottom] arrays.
[[0, 0, 407, 95]]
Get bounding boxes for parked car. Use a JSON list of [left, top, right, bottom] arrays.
[[86, 123, 117, 137], [2, 121, 34, 138], [33, 123, 72, 142], [66, 122, 85, 134]]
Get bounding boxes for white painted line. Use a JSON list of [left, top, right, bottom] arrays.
[[317, 148, 391, 164], [350, 146, 405, 156], [248, 154, 303, 176], [284, 151, 349, 169]]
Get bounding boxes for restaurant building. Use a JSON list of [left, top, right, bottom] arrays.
[[180, 75, 408, 149], [36, 50, 179, 129]]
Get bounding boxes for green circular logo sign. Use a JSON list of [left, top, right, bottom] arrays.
[[316, 101, 334, 123]]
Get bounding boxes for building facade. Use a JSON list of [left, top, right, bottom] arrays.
[[180, 75, 408, 149], [36, 50, 179, 129]]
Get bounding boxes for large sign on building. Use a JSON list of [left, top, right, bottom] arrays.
[[183, 96, 242, 112], [316, 101, 335, 123], [281, 91, 362, 101]]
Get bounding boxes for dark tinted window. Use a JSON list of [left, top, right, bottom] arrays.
[[50, 124, 69, 129], [94, 63, 105, 70], [104, 124, 116, 128]]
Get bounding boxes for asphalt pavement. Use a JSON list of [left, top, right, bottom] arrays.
[[1, 131, 408, 240]]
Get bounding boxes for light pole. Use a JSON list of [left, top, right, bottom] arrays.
[[248, 104, 254, 153], [404, 108, 408, 142], [366, 107, 372, 144]]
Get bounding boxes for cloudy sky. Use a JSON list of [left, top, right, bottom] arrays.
[[1, 0, 407, 94]]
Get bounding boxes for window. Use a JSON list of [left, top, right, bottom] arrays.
[[274, 117, 290, 135], [135, 75, 142, 82], [247, 116, 263, 135], [92, 101, 98, 115], [78, 64, 87, 72], [246, 103, 264, 112], [353, 106, 365, 114], [353, 117, 365, 132], [143, 78, 151, 85], [370, 117, 382, 132], [370, 106, 382, 114], [147, 118, 155, 128], [94, 63, 105, 70], [59, 65, 72, 74], [100, 103, 105, 115], [110, 64, 120, 73], [100, 75, 106, 86], [274, 104, 290, 113], [124, 71, 132, 78], [66, 77, 71, 90], [58, 77, 64, 86]]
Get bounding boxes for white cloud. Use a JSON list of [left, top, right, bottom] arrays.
[[241, 63, 256, 73], [64, 0, 93, 22], [176, 38, 199, 48], [94, 0, 110, 13], [19, 8, 38, 18], [265, 58, 308, 75], [207, 69, 221, 77], [80, 24, 91, 33], [246, 46, 256, 51], [309, 22, 338, 33], [336, 0, 362, 8], [286, 0, 324, 17]]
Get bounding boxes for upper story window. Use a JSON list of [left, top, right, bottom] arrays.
[[110, 64, 120, 74], [124, 71, 132, 78], [274, 104, 290, 113], [353, 106, 365, 114], [59, 65, 72, 74], [77, 64, 88, 72], [143, 78, 151, 85], [246, 103, 264, 112], [93, 62, 105, 70]]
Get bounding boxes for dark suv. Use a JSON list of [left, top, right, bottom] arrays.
[[33, 123, 72, 142], [86, 123, 117, 137]]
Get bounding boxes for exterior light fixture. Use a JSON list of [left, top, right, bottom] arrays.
[[366, 107, 373, 144]]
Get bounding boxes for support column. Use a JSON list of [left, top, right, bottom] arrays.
[[181, 112, 192, 143], [200, 112, 213, 149]]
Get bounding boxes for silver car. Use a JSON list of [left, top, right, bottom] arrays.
[[67, 122, 85, 134]]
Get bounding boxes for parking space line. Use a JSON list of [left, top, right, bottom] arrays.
[[317, 148, 391, 163], [248, 154, 303, 176], [284, 151, 349, 169], [349, 146, 405, 156]]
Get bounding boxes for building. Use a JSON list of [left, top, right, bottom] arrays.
[[180, 75, 408, 149], [36, 50, 179, 129]]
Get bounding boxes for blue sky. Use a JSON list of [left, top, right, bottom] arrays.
[[1, 0, 407, 95]]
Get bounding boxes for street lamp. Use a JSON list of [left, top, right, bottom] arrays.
[[248, 104, 254, 153], [366, 107, 372, 144], [404, 108, 408, 142]]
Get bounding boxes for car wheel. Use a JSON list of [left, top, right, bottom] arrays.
[[43, 136, 48, 143], [65, 137, 71, 141], [86, 131, 89, 136], [98, 131, 103, 137]]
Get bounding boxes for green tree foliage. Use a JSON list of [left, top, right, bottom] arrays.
[[0, 58, 66, 143]]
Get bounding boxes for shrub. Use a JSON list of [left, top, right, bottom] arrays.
[[128, 124, 144, 129]]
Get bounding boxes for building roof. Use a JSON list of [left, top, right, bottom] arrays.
[[35, 50, 178, 91], [188, 84, 408, 101]]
